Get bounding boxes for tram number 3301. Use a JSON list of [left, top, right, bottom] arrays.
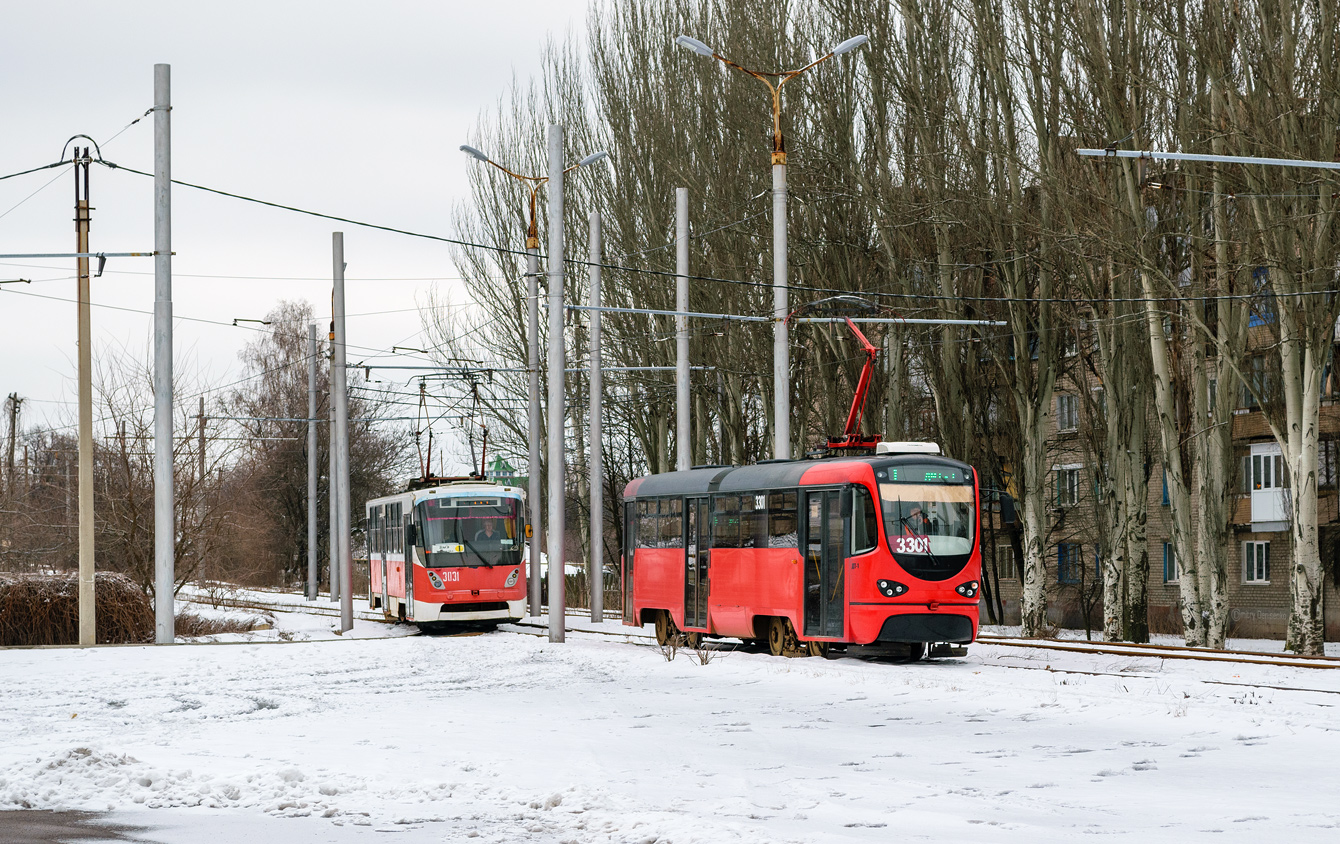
[[891, 535, 931, 555]]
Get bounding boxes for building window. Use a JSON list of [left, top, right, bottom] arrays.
[[1057, 394, 1079, 432], [1243, 541, 1270, 584], [1055, 467, 1079, 507], [1057, 543, 1083, 584], [1321, 441, 1338, 489], [1093, 387, 1107, 421], [1162, 470, 1169, 506], [1162, 542, 1179, 583], [995, 544, 1017, 580]]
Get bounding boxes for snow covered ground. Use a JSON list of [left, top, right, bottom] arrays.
[[2, 600, 1339, 842]]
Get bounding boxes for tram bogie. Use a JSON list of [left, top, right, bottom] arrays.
[[621, 446, 982, 659], [366, 478, 528, 628]]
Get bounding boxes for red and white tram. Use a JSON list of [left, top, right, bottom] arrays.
[[366, 477, 527, 629], [620, 443, 982, 658]]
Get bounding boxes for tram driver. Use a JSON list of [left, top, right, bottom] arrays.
[[474, 517, 502, 544], [903, 506, 926, 535]]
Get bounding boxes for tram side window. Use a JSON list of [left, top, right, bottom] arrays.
[[767, 491, 799, 548], [637, 501, 656, 547], [741, 494, 767, 548], [851, 485, 878, 555], [659, 498, 683, 548], [370, 507, 382, 555], [712, 495, 742, 548], [387, 503, 402, 554]]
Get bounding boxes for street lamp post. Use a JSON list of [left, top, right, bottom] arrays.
[[460, 143, 608, 621], [675, 33, 869, 460]]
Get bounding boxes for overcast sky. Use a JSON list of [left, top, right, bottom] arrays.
[[0, 0, 588, 469]]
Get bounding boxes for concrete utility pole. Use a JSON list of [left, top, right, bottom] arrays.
[[74, 147, 95, 647], [153, 63, 175, 644], [527, 218, 543, 618], [771, 154, 788, 459], [328, 380, 339, 603], [546, 124, 566, 643], [458, 143, 606, 619], [587, 210, 603, 623], [674, 33, 868, 460], [307, 323, 319, 601], [332, 233, 353, 633], [676, 188, 691, 471]]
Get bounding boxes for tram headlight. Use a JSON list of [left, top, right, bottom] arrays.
[[876, 579, 908, 598], [955, 580, 980, 598], [428, 571, 444, 590], [504, 568, 519, 588]]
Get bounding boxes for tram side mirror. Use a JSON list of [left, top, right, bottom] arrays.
[[1000, 493, 1016, 525], [405, 523, 417, 547]]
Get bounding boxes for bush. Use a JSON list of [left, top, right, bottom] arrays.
[[0, 572, 154, 646]]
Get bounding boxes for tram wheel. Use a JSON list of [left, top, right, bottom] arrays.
[[683, 631, 703, 649], [807, 640, 829, 658], [654, 611, 679, 646], [768, 617, 803, 657], [906, 642, 926, 662]]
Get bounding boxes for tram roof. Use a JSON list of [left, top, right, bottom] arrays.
[[624, 453, 972, 499]]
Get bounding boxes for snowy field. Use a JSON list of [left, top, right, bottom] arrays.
[[2, 601, 1339, 842]]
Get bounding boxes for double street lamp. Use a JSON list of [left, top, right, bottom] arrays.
[[675, 33, 869, 459], [460, 142, 607, 621]]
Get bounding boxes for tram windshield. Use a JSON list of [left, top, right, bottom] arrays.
[[878, 483, 975, 557], [416, 496, 523, 568]]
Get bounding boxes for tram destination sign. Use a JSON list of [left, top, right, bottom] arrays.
[[886, 464, 968, 484]]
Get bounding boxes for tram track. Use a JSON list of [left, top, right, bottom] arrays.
[[178, 592, 1340, 679], [976, 635, 1340, 670]]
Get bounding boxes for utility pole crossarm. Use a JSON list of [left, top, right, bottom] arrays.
[[1076, 148, 1340, 171]]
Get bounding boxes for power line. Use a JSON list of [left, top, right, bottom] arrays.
[[90, 157, 1328, 307]]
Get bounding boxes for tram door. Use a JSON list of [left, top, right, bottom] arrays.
[[803, 489, 845, 638], [373, 505, 387, 611], [685, 497, 709, 629], [622, 502, 636, 625]]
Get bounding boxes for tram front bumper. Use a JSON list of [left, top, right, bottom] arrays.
[[874, 612, 975, 644]]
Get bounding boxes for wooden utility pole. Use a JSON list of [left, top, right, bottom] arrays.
[[75, 147, 95, 647], [5, 393, 20, 496]]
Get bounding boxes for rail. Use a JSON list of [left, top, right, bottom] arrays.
[[977, 635, 1340, 671]]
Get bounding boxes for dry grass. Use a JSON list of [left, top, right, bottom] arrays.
[[0, 572, 153, 646], [174, 608, 268, 636]]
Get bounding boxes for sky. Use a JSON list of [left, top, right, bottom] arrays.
[[0, 0, 589, 470]]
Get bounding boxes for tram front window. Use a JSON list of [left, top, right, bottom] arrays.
[[879, 483, 974, 558], [416, 497, 523, 568]]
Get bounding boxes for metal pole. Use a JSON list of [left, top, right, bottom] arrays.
[[676, 188, 690, 472], [328, 385, 339, 603], [332, 233, 353, 633], [588, 210, 603, 623], [546, 124, 566, 643], [772, 160, 789, 460], [152, 63, 175, 644], [75, 151, 95, 647], [527, 243, 543, 618], [307, 323, 319, 601]]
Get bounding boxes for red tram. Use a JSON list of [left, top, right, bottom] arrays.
[[620, 443, 982, 658], [366, 477, 528, 630]]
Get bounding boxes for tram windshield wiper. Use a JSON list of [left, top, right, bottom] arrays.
[[896, 512, 945, 571]]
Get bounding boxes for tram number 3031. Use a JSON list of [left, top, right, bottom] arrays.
[[891, 536, 931, 555]]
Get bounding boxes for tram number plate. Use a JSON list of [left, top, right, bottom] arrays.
[[893, 536, 931, 555]]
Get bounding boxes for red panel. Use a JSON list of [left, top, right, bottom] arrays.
[[632, 548, 685, 626], [412, 562, 527, 604]]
